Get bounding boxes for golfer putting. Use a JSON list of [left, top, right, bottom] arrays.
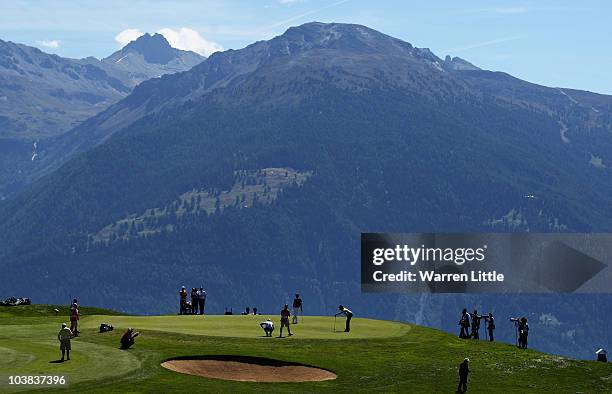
[[335, 305, 353, 332]]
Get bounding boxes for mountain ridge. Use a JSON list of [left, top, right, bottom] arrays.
[[22, 21, 611, 188], [0, 33, 205, 200], [1, 22, 611, 359]]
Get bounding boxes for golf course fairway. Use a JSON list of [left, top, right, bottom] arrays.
[[1, 305, 611, 393]]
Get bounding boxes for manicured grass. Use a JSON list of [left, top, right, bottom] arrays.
[[79, 314, 408, 339], [0, 305, 610, 393]]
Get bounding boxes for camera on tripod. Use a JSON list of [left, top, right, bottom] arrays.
[[509, 317, 529, 348]]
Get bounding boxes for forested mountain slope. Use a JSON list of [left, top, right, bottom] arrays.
[[1, 22, 610, 358]]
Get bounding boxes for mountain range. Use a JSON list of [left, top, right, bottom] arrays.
[[0, 33, 204, 199], [0, 22, 610, 359]]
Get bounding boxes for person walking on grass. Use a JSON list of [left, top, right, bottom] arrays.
[[179, 286, 187, 314], [57, 323, 73, 361], [197, 287, 206, 315], [456, 358, 470, 393], [335, 305, 353, 332], [292, 294, 303, 324], [279, 304, 293, 337]]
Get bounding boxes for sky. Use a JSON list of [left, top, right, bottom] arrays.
[[1, 0, 610, 94]]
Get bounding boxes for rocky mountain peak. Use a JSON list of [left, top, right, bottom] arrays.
[[120, 33, 176, 64]]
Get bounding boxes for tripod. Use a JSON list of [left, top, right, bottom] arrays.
[[513, 321, 519, 347]]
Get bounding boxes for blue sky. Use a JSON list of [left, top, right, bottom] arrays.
[[1, 0, 610, 94]]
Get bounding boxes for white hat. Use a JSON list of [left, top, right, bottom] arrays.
[[464, 358, 470, 362], [62, 323, 67, 327]]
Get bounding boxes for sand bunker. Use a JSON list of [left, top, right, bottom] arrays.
[[161, 356, 337, 382]]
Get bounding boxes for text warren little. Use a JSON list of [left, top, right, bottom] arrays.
[[373, 270, 505, 282]]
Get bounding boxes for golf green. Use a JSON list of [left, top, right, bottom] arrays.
[[79, 314, 408, 339], [0, 305, 611, 393]]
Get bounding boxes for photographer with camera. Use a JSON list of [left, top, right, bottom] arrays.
[[458, 308, 470, 339], [510, 316, 529, 348], [485, 313, 495, 342], [470, 310, 483, 340], [518, 317, 529, 349]]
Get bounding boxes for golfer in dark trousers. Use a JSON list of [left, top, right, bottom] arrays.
[[457, 358, 469, 393], [279, 304, 293, 338], [292, 294, 303, 324], [336, 305, 353, 332]]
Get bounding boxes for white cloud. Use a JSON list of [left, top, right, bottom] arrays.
[[157, 27, 223, 57], [115, 28, 144, 47], [279, 0, 306, 4], [114, 27, 222, 57], [37, 40, 60, 49]]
